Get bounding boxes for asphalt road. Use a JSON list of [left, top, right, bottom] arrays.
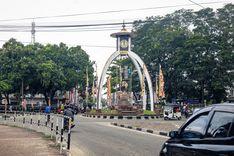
[[70, 115, 168, 156]]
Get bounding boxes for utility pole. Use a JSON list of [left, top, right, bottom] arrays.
[[31, 22, 35, 44]]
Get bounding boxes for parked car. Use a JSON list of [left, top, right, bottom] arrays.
[[160, 103, 234, 156]]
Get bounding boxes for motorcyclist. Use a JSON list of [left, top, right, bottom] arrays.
[[63, 105, 75, 130]]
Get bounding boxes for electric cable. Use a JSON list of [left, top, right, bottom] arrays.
[[0, 1, 230, 22]]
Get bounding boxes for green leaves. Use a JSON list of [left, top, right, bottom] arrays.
[[132, 4, 233, 103], [0, 40, 93, 104]]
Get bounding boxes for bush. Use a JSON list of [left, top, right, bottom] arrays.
[[143, 110, 156, 115], [89, 109, 96, 114], [101, 108, 118, 115]]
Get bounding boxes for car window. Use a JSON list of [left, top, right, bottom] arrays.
[[229, 123, 234, 137], [181, 112, 209, 138], [207, 111, 234, 138]]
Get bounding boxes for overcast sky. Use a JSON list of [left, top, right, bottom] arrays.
[[0, 0, 231, 78]]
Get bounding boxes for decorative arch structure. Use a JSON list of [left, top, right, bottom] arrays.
[[97, 26, 154, 111]]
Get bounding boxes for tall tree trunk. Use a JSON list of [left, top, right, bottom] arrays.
[[44, 92, 49, 106]]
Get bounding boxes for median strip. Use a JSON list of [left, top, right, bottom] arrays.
[[111, 123, 168, 137]]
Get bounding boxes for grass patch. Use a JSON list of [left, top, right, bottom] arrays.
[[89, 108, 119, 115], [101, 108, 118, 115], [89, 109, 97, 114], [143, 110, 156, 115]]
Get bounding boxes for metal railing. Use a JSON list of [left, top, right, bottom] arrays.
[[0, 112, 72, 155]]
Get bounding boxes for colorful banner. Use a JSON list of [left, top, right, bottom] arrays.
[[158, 64, 165, 98], [107, 76, 112, 105]]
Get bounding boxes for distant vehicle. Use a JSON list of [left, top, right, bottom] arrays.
[[160, 103, 234, 156], [163, 104, 181, 120]]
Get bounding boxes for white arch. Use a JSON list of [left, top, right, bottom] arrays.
[[97, 51, 120, 109], [128, 51, 154, 111], [97, 51, 154, 111], [129, 56, 147, 110]]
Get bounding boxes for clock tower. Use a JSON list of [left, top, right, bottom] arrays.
[[97, 24, 154, 111], [110, 23, 133, 55]]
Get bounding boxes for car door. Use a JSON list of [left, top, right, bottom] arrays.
[[194, 111, 234, 156], [167, 111, 210, 156]]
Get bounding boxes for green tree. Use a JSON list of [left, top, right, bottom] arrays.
[[0, 38, 25, 104], [132, 4, 233, 103], [0, 39, 94, 106]]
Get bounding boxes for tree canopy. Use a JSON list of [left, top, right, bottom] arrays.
[[131, 4, 234, 103], [0, 39, 93, 105]]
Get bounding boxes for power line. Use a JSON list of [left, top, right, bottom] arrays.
[[37, 26, 132, 32], [0, 25, 132, 32], [37, 21, 134, 28], [0, 21, 134, 29], [188, 0, 205, 8], [0, 1, 230, 22]]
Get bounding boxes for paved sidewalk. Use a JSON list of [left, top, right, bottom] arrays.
[[0, 125, 64, 156]]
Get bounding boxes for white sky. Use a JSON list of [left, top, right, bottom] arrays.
[[0, 0, 232, 78]]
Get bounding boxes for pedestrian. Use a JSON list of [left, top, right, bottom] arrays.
[[45, 105, 51, 122], [9, 105, 13, 113], [184, 104, 189, 118]]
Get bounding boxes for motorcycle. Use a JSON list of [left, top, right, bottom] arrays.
[[63, 117, 75, 131]]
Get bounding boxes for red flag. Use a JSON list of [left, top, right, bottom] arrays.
[[22, 99, 27, 110]]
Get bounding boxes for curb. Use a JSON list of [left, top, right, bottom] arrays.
[[111, 122, 169, 137], [82, 114, 162, 120]]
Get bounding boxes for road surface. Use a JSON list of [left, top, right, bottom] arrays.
[[70, 115, 168, 156]]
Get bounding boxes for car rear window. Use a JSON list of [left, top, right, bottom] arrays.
[[207, 111, 234, 138], [230, 124, 234, 137]]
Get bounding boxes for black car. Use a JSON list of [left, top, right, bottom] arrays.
[[160, 103, 234, 156]]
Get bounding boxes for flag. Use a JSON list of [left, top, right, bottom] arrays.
[[92, 78, 96, 103], [22, 99, 27, 111], [70, 89, 74, 104], [92, 80, 95, 98], [107, 76, 112, 105], [85, 67, 89, 103], [158, 64, 165, 98], [31, 100, 34, 109], [155, 73, 159, 103]]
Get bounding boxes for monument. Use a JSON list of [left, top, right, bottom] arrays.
[[97, 24, 154, 111]]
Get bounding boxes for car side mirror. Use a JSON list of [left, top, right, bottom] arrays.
[[169, 131, 179, 138]]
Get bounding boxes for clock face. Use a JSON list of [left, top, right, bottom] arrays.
[[120, 40, 128, 48]]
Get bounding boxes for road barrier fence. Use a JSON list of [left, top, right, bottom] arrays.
[[0, 112, 72, 155]]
